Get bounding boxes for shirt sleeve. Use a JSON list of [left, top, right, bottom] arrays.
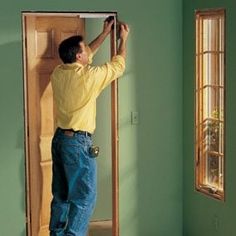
[[88, 55, 126, 96]]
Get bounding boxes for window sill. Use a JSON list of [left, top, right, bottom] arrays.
[[196, 185, 224, 201]]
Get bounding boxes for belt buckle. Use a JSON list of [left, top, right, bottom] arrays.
[[64, 130, 74, 137]]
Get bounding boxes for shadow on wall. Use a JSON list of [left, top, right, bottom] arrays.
[[0, 40, 26, 234], [0, 41, 24, 134]]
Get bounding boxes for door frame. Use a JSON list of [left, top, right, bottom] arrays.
[[22, 11, 120, 236]]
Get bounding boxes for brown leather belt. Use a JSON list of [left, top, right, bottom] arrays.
[[59, 128, 92, 137]]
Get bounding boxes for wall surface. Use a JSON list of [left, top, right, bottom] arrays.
[[183, 0, 236, 235], [0, 0, 183, 235]]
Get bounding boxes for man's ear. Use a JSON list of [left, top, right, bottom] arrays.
[[76, 52, 81, 61]]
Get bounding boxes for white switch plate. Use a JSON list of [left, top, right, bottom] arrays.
[[131, 111, 139, 125]]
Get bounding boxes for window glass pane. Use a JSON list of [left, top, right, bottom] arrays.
[[219, 89, 224, 119], [219, 54, 224, 86], [204, 88, 223, 117], [203, 18, 218, 52], [219, 122, 224, 154], [209, 120, 220, 152], [203, 54, 218, 86], [219, 18, 224, 52], [203, 87, 210, 120], [206, 155, 219, 188], [206, 154, 223, 190]]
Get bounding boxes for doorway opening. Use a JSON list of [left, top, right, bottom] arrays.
[[22, 11, 120, 236]]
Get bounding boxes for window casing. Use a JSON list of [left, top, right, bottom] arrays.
[[195, 9, 225, 200]]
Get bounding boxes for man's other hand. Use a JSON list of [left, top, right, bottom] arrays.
[[120, 23, 130, 41]]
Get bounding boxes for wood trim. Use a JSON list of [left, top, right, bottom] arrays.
[[223, 9, 226, 202], [195, 9, 225, 201], [196, 186, 223, 201], [110, 15, 119, 236], [21, 11, 116, 18], [194, 14, 199, 191], [22, 13, 32, 236], [195, 8, 225, 17], [22, 11, 120, 235]]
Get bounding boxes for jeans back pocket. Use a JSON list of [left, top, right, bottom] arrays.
[[59, 139, 80, 165]]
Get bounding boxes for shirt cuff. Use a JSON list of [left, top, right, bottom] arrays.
[[112, 55, 126, 67]]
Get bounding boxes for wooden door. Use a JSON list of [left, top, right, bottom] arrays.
[[23, 14, 85, 236]]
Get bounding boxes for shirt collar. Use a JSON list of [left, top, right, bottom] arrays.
[[59, 62, 84, 70]]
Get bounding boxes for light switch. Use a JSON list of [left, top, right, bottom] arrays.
[[131, 111, 139, 125]]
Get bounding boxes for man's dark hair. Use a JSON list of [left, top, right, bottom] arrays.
[[58, 35, 83, 63]]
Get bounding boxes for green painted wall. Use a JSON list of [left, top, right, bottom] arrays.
[[0, 0, 182, 235], [183, 0, 236, 235]]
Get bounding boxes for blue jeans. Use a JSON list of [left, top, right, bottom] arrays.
[[49, 128, 97, 236]]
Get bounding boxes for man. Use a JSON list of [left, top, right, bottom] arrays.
[[49, 18, 129, 236]]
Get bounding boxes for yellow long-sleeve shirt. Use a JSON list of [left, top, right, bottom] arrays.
[[51, 47, 125, 134]]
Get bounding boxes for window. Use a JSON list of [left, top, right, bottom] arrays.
[[195, 9, 225, 200]]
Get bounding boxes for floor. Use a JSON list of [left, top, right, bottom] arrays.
[[88, 220, 112, 236]]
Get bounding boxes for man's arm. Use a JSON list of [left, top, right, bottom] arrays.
[[87, 22, 130, 94], [117, 23, 130, 59], [88, 20, 114, 53]]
